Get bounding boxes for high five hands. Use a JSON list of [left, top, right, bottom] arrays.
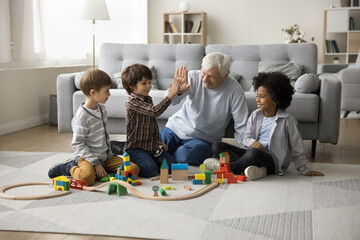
[[175, 66, 191, 95], [167, 66, 191, 99]]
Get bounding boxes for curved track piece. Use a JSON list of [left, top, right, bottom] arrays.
[[0, 182, 70, 200], [84, 180, 218, 201], [0, 180, 218, 201]]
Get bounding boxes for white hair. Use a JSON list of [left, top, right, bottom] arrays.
[[201, 52, 230, 77]]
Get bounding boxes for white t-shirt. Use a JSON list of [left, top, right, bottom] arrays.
[[258, 115, 276, 148]]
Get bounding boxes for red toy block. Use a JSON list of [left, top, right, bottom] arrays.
[[123, 170, 135, 178], [237, 175, 247, 182], [227, 177, 237, 183]]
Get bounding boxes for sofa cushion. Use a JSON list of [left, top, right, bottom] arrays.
[[73, 89, 184, 120], [258, 61, 303, 83], [74, 71, 118, 90], [113, 66, 159, 90], [99, 43, 204, 91], [74, 72, 85, 89], [245, 91, 319, 122], [229, 72, 242, 83], [205, 44, 317, 92], [295, 73, 320, 93]]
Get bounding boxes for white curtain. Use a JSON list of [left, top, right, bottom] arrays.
[[2, 0, 147, 64], [0, 0, 11, 62], [11, 0, 45, 60]]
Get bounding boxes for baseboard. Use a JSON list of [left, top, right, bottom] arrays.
[[0, 114, 49, 136]]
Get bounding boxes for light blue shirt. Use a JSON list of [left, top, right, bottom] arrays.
[[258, 116, 276, 148], [165, 70, 248, 144]]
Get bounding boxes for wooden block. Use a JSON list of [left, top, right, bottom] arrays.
[[172, 169, 188, 180]]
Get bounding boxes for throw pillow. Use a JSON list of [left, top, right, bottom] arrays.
[[149, 66, 159, 90], [113, 72, 124, 89], [258, 61, 303, 84], [74, 71, 85, 89], [294, 73, 320, 93], [114, 66, 159, 90], [249, 61, 304, 92], [229, 72, 242, 83]]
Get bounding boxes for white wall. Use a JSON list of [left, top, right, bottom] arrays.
[[148, 0, 339, 63], [0, 66, 88, 135]]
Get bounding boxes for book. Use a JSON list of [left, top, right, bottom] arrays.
[[331, 40, 340, 53], [165, 21, 172, 33], [350, 17, 356, 30], [185, 20, 194, 33], [170, 22, 178, 33], [191, 21, 199, 33], [197, 21, 202, 33]]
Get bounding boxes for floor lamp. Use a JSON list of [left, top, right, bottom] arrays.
[[79, 0, 110, 68]]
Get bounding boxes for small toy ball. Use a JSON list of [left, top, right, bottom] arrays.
[[199, 164, 207, 173]]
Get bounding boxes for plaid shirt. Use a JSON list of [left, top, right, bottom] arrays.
[[125, 93, 171, 152]]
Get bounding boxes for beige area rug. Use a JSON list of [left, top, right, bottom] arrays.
[[0, 151, 359, 240]]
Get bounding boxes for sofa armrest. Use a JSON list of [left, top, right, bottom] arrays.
[[317, 64, 348, 73], [339, 67, 360, 84], [57, 73, 78, 132], [317, 73, 341, 144]]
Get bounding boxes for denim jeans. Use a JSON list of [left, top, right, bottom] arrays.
[[127, 148, 176, 178], [160, 127, 212, 165], [212, 141, 275, 175]]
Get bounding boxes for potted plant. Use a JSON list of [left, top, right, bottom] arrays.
[[333, 56, 340, 64]]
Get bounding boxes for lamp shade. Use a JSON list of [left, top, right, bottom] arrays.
[[79, 0, 110, 20]]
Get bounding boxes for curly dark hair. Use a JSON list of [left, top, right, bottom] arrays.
[[253, 72, 294, 110], [121, 64, 152, 95]]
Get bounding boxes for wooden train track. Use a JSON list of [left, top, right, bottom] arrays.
[[0, 180, 218, 201]]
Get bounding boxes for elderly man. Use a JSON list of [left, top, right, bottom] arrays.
[[160, 52, 248, 165]]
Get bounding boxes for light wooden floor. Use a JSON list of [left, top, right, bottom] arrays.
[[0, 118, 359, 239]]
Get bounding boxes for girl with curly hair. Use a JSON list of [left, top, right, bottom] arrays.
[[207, 71, 324, 180]]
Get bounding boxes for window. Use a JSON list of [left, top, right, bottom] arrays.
[[0, 0, 148, 67]]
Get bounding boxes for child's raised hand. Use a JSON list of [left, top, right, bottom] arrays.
[[304, 170, 324, 177]]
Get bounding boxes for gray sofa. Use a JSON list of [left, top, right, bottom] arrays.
[[318, 54, 360, 118], [57, 43, 341, 157]]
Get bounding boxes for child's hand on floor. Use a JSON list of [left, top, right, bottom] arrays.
[[95, 164, 107, 179], [304, 170, 324, 177]]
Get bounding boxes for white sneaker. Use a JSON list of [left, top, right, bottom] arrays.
[[244, 166, 267, 180], [203, 158, 220, 171]]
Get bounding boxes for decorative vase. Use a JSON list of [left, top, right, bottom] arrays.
[[179, 1, 191, 12]]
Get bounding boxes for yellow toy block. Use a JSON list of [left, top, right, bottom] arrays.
[[195, 174, 206, 180], [217, 179, 223, 184], [124, 165, 131, 171]]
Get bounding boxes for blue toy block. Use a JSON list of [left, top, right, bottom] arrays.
[[123, 161, 130, 166], [171, 163, 189, 170], [192, 179, 203, 185]]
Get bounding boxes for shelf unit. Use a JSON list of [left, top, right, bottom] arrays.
[[323, 7, 360, 64], [163, 12, 206, 46]]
